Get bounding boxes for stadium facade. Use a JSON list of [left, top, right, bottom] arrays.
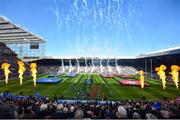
[[0, 16, 46, 59]]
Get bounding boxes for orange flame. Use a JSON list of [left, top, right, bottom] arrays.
[[139, 70, 144, 89], [30, 63, 37, 87], [170, 65, 180, 90], [1, 63, 11, 84], [18, 61, 26, 85], [155, 65, 167, 89]]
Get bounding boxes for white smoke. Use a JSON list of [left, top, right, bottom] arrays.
[[50, 0, 145, 57]]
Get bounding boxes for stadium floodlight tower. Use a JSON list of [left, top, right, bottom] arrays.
[[0, 16, 46, 61]]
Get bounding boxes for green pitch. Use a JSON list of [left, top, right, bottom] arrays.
[[0, 74, 180, 100]]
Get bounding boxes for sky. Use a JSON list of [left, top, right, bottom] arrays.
[[0, 0, 180, 57]]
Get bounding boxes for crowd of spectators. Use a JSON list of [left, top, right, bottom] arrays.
[[0, 42, 30, 80], [116, 66, 138, 75], [0, 92, 180, 119], [37, 65, 138, 75], [37, 65, 59, 75]]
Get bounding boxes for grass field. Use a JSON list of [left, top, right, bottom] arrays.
[[0, 74, 180, 100]]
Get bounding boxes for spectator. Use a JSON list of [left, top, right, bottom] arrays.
[[116, 106, 127, 118], [22, 106, 37, 119], [146, 113, 158, 119], [67, 106, 75, 119], [16, 106, 24, 119], [51, 104, 64, 119], [0, 91, 179, 119], [133, 112, 141, 119], [0, 104, 16, 119], [74, 109, 84, 119], [38, 103, 51, 118]]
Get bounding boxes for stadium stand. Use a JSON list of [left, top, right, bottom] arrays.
[[0, 16, 46, 59], [0, 15, 180, 119], [35, 58, 139, 75], [0, 17, 180, 119], [0, 42, 30, 80], [0, 91, 179, 119]]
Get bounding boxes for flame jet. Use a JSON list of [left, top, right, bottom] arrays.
[[30, 63, 37, 87], [1, 63, 11, 84], [170, 65, 180, 90], [139, 70, 144, 89], [155, 65, 167, 90], [18, 61, 26, 85]]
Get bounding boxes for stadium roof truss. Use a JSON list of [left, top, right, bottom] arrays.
[[0, 16, 45, 44]]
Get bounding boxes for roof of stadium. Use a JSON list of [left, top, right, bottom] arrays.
[[26, 46, 180, 61], [23, 47, 180, 62], [22, 56, 136, 62], [50, 56, 136, 59], [137, 46, 180, 58], [0, 16, 45, 44], [46, 46, 180, 59]]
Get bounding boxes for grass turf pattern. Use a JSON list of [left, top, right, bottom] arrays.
[[0, 74, 179, 100]]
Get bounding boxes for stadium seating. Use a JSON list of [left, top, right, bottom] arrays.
[[36, 64, 138, 75], [0, 42, 30, 80], [0, 91, 179, 119]]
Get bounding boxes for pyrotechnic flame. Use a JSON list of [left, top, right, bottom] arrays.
[[155, 65, 167, 89], [18, 61, 26, 85], [1, 63, 11, 84], [30, 63, 37, 87], [139, 70, 144, 89], [170, 65, 180, 90]]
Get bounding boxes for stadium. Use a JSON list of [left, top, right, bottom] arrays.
[[0, 0, 180, 119]]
